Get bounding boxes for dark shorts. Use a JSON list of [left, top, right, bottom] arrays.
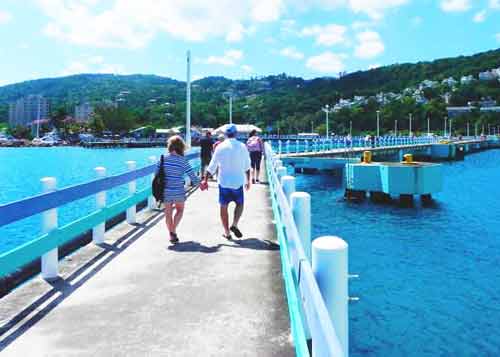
[[219, 185, 244, 206], [201, 155, 211, 166], [250, 151, 262, 170]]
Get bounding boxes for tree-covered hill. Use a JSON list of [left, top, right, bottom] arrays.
[[0, 48, 499, 135]]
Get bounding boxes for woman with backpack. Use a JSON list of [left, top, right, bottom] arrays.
[[246, 129, 264, 184], [157, 135, 200, 244]]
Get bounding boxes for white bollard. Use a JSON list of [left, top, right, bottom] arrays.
[[274, 159, 283, 169], [281, 176, 296, 204], [148, 156, 157, 210], [312, 236, 349, 357], [92, 167, 107, 244], [277, 166, 287, 181], [291, 192, 311, 262], [126, 161, 137, 224], [41, 177, 59, 280]]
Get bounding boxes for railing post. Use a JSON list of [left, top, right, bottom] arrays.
[[312, 236, 349, 357], [41, 177, 59, 281], [277, 166, 287, 181], [92, 167, 106, 244], [281, 175, 296, 204], [148, 156, 157, 210], [126, 160, 137, 224], [291, 192, 311, 262]]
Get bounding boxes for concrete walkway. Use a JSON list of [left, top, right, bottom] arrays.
[[0, 183, 294, 356]]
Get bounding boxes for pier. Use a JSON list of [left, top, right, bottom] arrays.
[[0, 146, 348, 356]]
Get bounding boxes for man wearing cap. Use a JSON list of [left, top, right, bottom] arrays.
[[201, 124, 251, 240]]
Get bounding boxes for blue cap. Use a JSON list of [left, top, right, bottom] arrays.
[[225, 124, 237, 135]]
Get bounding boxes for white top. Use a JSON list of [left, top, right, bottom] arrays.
[[207, 138, 251, 189]]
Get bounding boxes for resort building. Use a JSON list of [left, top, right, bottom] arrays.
[[460, 75, 474, 85], [74, 102, 94, 122], [479, 71, 497, 81], [8, 95, 50, 127]]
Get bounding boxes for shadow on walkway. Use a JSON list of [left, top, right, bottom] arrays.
[[0, 212, 164, 352], [167, 237, 279, 253]]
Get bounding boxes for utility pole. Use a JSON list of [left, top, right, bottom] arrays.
[[36, 97, 41, 139], [467, 122, 470, 137], [322, 105, 332, 139], [444, 117, 447, 137], [186, 50, 191, 148], [427, 116, 430, 136], [409, 113, 412, 136], [395, 120, 398, 136], [229, 95, 233, 124], [376, 110, 380, 137]]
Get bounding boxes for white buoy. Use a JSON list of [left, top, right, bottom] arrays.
[[41, 177, 58, 280], [281, 176, 296, 204], [312, 236, 349, 357], [126, 161, 137, 224], [148, 156, 157, 210], [92, 167, 106, 244]]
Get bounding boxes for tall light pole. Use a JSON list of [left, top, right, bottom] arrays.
[[376, 110, 380, 137], [229, 95, 233, 124], [467, 122, 470, 137], [186, 50, 191, 147], [395, 119, 398, 136], [409, 113, 413, 136], [449, 118, 453, 138], [349, 120, 352, 136], [322, 104, 332, 139], [444, 116, 447, 137], [427, 115, 430, 136], [475, 122, 478, 137], [36, 96, 41, 139]]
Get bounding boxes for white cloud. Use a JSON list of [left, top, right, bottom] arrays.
[[306, 51, 346, 74], [280, 46, 305, 60], [61, 56, 125, 76], [368, 63, 381, 69], [35, 0, 281, 49], [241, 64, 253, 73], [301, 24, 347, 46], [251, 0, 284, 22], [0, 10, 12, 24], [489, 0, 500, 9], [496, 33, 500, 42], [440, 0, 471, 12], [473, 10, 486, 22], [354, 31, 384, 59], [348, 0, 409, 19], [204, 50, 244, 66]]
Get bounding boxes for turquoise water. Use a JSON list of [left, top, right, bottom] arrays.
[[295, 149, 500, 356], [0, 147, 170, 254]]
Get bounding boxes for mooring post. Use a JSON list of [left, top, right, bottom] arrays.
[[312, 236, 349, 357], [126, 161, 137, 224], [148, 156, 157, 210], [41, 177, 59, 280], [291, 192, 312, 262], [92, 167, 107, 244], [281, 175, 296, 204]]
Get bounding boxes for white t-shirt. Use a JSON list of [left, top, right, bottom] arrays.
[[207, 138, 251, 189]]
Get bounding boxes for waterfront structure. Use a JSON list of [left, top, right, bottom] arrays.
[[8, 95, 50, 127], [74, 102, 94, 122]]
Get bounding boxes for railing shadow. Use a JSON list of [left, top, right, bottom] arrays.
[[0, 211, 164, 351]]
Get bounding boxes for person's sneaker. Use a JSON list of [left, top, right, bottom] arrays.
[[230, 226, 243, 238]]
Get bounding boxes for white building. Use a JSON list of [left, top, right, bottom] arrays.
[[442, 77, 458, 87], [460, 75, 474, 85], [419, 80, 438, 89], [479, 71, 496, 81], [74, 102, 94, 122], [9, 95, 50, 127]]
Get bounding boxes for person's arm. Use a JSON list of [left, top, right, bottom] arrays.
[[185, 159, 200, 186]]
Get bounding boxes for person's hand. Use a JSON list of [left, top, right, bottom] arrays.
[[245, 181, 251, 191], [200, 180, 209, 191]]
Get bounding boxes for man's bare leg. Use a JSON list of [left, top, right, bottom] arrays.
[[220, 204, 231, 236]]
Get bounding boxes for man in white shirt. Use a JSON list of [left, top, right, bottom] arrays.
[[201, 124, 251, 240]]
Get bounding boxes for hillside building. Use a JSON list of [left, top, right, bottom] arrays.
[[8, 95, 50, 127], [74, 102, 94, 122]]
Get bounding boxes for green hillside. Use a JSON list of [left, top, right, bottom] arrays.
[[1, 48, 499, 135]]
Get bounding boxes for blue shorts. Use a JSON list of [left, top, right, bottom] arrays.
[[219, 185, 244, 206]]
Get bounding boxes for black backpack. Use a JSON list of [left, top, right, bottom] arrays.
[[152, 155, 165, 204]]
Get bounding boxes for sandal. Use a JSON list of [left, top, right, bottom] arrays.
[[169, 232, 179, 244], [222, 233, 232, 240], [230, 226, 243, 238]]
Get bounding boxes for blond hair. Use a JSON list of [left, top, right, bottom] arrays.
[[167, 135, 186, 156]]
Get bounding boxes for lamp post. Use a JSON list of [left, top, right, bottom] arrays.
[[449, 118, 453, 138], [376, 110, 380, 138], [409, 113, 413, 136], [427, 115, 430, 136], [444, 116, 447, 137], [322, 105, 333, 139], [467, 122, 470, 137], [349, 120, 352, 137], [394, 120, 398, 137], [186, 50, 191, 147], [475, 122, 478, 137]]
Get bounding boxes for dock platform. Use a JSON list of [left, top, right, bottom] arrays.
[[0, 183, 293, 356]]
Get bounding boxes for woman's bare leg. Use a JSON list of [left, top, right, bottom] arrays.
[[164, 203, 174, 233], [172, 202, 185, 233]]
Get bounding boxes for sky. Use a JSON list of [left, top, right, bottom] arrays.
[[0, 0, 499, 86]]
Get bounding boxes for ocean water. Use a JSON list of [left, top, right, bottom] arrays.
[[0, 147, 171, 254], [295, 149, 500, 356]]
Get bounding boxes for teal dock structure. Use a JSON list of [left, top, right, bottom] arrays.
[[0, 146, 349, 356]]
